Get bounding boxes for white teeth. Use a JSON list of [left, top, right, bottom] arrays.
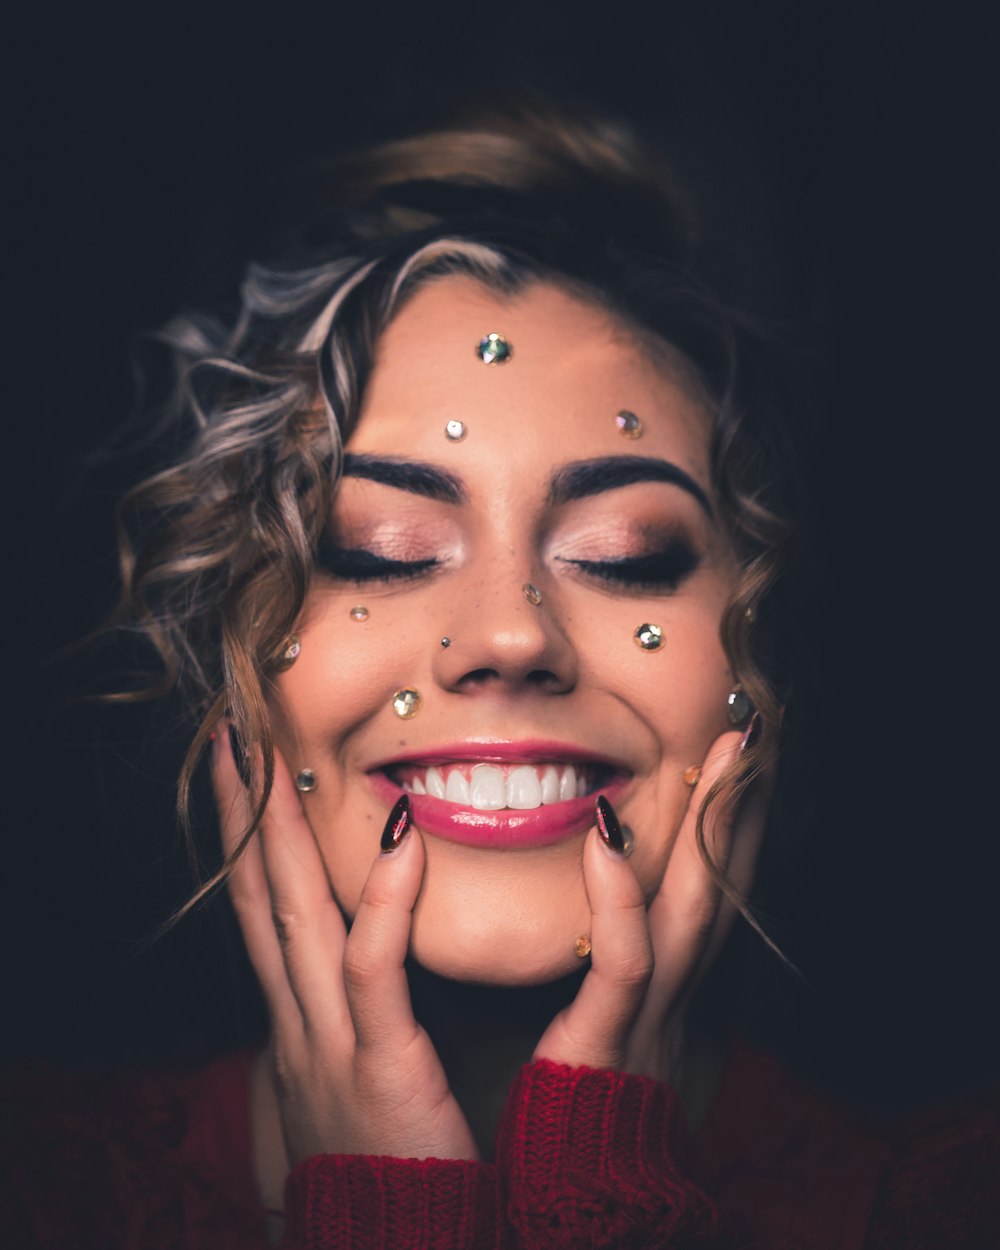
[[445, 769, 471, 804], [403, 761, 595, 809], [559, 766, 577, 802], [470, 764, 506, 810], [540, 765, 560, 805], [507, 764, 543, 809], [425, 766, 446, 799]]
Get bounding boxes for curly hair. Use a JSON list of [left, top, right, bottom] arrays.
[[111, 102, 798, 945]]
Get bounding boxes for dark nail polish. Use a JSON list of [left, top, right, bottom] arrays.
[[595, 795, 626, 854], [380, 795, 411, 853], [228, 723, 252, 787]]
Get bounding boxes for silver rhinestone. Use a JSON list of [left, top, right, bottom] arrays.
[[522, 582, 542, 605], [349, 606, 369, 621], [633, 623, 664, 651], [445, 419, 467, 441], [440, 637, 451, 648], [476, 332, 512, 364], [295, 768, 317, 793]]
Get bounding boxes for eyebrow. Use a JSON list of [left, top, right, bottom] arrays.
[[549, 456, 713, 517], [342, 454, 466, 504]]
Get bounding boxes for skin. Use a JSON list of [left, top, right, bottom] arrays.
[[212, 277, 772, 1204]]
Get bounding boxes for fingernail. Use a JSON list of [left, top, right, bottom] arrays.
[[595, 795, 626, 854], [228, 723, 252, 788], [739, 711, 762, 754], [380, 795, 411, 853]]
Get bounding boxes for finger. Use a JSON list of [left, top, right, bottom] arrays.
[[342, 819, 425, 1053], [254, 747, 350, 1036], [212, 729, 301, 1025], [534, 826, 652, 1070], [644, 731, 745, 1008]]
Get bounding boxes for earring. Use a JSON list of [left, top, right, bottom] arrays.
[[275, 636, 301, 670], [522, 583, 542, 605], [633, 623, 664, 651], [444, 419, 467, 441], [615, 409, 643, 439], [726, 686, 753, 726], [683, 765, 701, 787], [349, 606, 369, 621], [295, 768, 317, 793], [574, 935, 592, 958], [392, 688, 421, 719], [476, 332, 512, 364]]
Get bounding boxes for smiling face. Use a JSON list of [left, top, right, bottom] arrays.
[[270, 276, 741, 984]]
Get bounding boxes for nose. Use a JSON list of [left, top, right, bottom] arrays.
[[432, 570, 578, 697]]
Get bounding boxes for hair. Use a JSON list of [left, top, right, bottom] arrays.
[[109, 100, 799, 946]]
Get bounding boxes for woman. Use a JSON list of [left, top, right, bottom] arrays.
[[6, 104, 997, 1248]]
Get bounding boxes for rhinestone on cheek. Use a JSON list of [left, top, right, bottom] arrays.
[[295, 768, 317, 793], [392, 688, 421, 719], [476, 332, 512, 364], [444, 419, 467, 441], [615, 409, 642, 438], [275, 636, 301, 670], [349, 606, 369, 622], [575, 935, 593, 958], [522, 582, 542, 605], [633, 622, 664, 651]]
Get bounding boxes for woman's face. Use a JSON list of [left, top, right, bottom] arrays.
[[272, 276, 741, 984]]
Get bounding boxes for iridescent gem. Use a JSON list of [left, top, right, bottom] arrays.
[[349, 606, 369, 621], [445, 419, 467, 441], [295, 768, 317, 793], [522, 582, 542, 605], [633, 622, 664, 651], [476, 332, 512, 364], [726, 687, 753, 725], [574, 935, 592, 958], [275, 636, 301, 670], [615, 410, 642, 439], [392, 688, 421, 719]]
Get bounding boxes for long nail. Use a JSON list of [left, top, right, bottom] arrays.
[[595, 795, 626, 854], [228, 723, 252, 788], [380, 795, 411, 853]]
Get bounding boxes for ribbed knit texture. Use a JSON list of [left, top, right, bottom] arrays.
[[283, 1155, 500, 1250]]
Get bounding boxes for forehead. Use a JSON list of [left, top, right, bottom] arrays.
[[351, 276, 712, 477]]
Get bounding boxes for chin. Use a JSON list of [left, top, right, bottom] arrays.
[[408, 879, 592, 987]]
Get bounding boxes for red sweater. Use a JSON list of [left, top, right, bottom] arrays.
[[2, 1042, 997, 1248]]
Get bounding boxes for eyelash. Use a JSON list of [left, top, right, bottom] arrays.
[[561, 542, 700, 591], [316, 540, 439, 583], [316, 539, 699, 591]]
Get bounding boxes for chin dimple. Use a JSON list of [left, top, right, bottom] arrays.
[[397, 762, 593, 811]]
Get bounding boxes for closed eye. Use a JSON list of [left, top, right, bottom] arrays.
[[559, 543, 700, 591], [316, 537, 440, 583]]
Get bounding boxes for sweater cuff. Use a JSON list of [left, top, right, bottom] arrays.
[[497, 1060, 726, 1248], [282, 1154, 501, 1250]]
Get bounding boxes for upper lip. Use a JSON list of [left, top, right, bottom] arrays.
[[367, 739, 632, 773]]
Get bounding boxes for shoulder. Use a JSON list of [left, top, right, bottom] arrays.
[[0, 1050, 267, 1250]]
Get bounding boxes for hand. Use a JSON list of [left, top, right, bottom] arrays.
[[534, 729, 774, 1084], [212, 731, 479, 1165]]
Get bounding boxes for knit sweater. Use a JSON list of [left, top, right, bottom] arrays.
[[2, 1042, 997, 1249]]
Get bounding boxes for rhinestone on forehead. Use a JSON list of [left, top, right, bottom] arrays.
[[392, 688, 421, 719], [476, 332, 512, 364], [616, 410, 643, 439], [633, 623, 664, 651], [444, 419, 467, 441]]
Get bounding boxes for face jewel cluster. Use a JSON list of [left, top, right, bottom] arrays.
[[400, 761, 589, 810], [476, 332, 512, 364]]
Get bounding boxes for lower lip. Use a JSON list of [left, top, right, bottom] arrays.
[[368, 772, 628, 848]]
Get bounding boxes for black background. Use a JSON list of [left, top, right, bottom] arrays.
[[10, 0, 1000, 1110]]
